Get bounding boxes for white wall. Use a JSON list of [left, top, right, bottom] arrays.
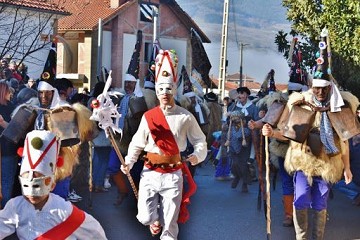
[[0, 7, 60, 79], [102, 30, 112, 71]]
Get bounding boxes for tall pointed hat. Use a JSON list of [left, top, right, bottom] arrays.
[[41, 42, 57, 81], [125, 30, 143, 96], [126, 30, 142, 80], [312, 28, 343, 112], [155, 49, 178, 95], [288, 37, 308, 92], [180, 65, 196, 98], [190, 28, 212, 87]]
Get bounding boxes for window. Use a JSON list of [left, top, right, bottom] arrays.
[[140, 2, 158, 23]]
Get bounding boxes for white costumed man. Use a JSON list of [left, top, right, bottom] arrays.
[[122, 49, 207, 240], [0, 130, 107, 239]]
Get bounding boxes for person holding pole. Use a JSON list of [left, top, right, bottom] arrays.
[[121, 49, 207, 239], [261, 28, 356, 239]]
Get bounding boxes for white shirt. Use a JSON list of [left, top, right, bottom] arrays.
[[0, 193, 107, 240], [125, 105, 207, 165]]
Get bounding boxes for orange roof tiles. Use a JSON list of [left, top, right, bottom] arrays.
[[0, 0, 69, 14], [211, 77, 288, 92], [58, 0, 131, 30]]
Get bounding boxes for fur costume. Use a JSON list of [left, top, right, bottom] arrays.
[[283, 90, 359, 184], [205, 101, 223, 147], [257, 92, 289, 168], [47, 103, 98, 181]]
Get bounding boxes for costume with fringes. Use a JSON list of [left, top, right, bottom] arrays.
[[283, 90, 359, 185], [42, 103, 97, 182]]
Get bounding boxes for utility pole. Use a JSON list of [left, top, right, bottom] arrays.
[[152, 5, 159, 42], [97, 18, 103, 80], [239, 42, 249, 87], [218, 0, 229, 100]]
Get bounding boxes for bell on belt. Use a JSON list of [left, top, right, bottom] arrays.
[[282, 105, 315, 143], [129, 96, 148, 118], [262, 101, 285, 128], [2, 105, 37, 144], [327, 106, 360, 141], [46, 106, 80, 147]]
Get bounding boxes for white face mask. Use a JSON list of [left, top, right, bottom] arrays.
[[19, 172, 54, 197], [156, 83, 175, 96]]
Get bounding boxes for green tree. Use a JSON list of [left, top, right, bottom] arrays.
[[276, 0, 360, 98]]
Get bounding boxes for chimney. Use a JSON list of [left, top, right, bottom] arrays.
[[110, 0, 128, 8], [110, 0, 119, 8]]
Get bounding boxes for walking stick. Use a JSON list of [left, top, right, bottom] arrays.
[[225, 119, 232, 152], [240, 119, 247, 147], [265, 136, 271, 240], [88, 141, 93, 208], [251, 129, 264, 211], [107, 128, 138, 200]]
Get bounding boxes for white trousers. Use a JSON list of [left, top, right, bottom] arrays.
[[137, 167, 183, 240]]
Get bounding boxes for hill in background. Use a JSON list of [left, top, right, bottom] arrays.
[[177, 0, 292, 83]]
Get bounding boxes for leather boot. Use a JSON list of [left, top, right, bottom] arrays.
[[283, 195, 294, 227], [293, 208, 308, 240], [112, 172, 129, 205], [312, 209, 327, 240]]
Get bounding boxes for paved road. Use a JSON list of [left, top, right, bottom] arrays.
[[5, 163, 360, 240], [76, 163, 360, 240]]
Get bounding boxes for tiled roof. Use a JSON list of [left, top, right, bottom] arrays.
[[211, 78, 288, 92], [58, 0, 128, 30], [0, 0, 69, 14], [227, 72, 256, 81], [58, 0, 210, 43]]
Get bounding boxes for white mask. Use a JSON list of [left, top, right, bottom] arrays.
[[19, 171, 54, 197], [156, 83, 176, 96]]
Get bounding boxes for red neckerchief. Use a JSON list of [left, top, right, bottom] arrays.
[[36, 205, 85, 240], [144, 106, 197, 224], [144, 106, 179, 156]]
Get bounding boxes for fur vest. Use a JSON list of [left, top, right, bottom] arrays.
[[283, 90, 359, 184]]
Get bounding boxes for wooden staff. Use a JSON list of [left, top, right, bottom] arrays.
[[240, 119, 247, 146], [225, 119, 232, 151], [265, 136, 271, 240], [88, 141, 93, 208], [251, 129, 264, 211], [107, 128, 138, 200]]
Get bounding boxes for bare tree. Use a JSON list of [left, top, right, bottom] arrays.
[[0, 1, 62, 67]]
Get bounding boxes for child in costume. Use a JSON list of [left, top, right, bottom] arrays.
[[0, 130, 107, 239]]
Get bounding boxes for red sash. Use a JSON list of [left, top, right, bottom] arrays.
[[144, 106, 197, 223], [36, 205, 85, 240], [144, 107, 179, 156]]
